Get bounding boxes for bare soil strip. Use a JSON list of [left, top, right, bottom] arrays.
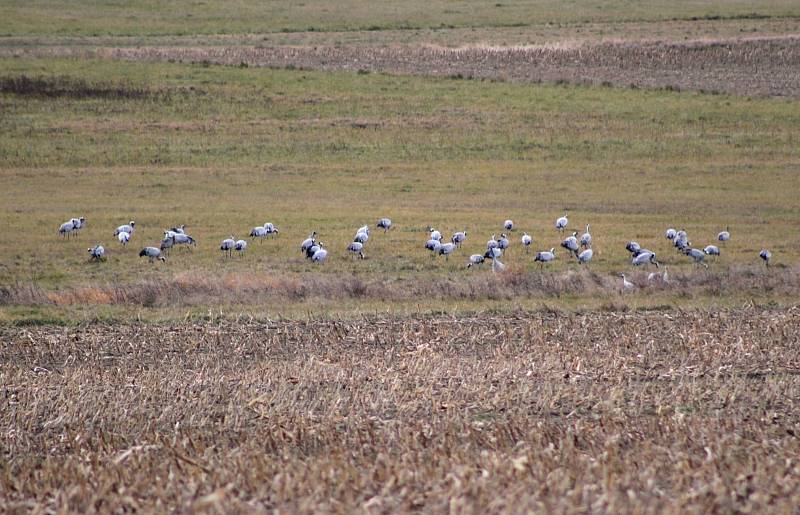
[[2, 309, 799, 511], [4, 35, 800, 97]]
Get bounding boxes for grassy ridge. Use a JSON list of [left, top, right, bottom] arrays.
[[0, 58, 798, 319], [1, 0, 799, 37]]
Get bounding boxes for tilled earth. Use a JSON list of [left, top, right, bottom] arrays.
[[4, 35, 800, 97]]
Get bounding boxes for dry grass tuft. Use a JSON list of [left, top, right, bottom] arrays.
[[2, 265, 797, 308]]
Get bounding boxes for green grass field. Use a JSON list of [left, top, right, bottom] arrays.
[[2, 0, 799, 37], [1, 57, 798, 321]]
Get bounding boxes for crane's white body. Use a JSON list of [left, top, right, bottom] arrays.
[[632, 251, 659, 267], [561, 232, 579, 257], [235, 239, 247, 255], [115, 221, 135, 236], [139, 246, 165, 262], [220, 237, 236, 257], [467, 254, 485, 268], [555, 213, 568, 231], [580, 224, 592, 248], [311, 248, 327, 262], [534, 248, 556, 266], [59, 221, 75, 237], [621, 274, 634, 292], [377, 218, 392, 232], [521, 233, 532, 252], [438, 242, 456, 259], [347, 241, 365, 258]]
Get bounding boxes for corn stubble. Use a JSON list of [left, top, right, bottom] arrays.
[[2, 308, 799, 512]]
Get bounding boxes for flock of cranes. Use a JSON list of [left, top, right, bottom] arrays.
[[59, 213, 775, 290]]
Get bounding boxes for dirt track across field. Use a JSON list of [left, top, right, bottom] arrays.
[[4, 35, 800, 97]]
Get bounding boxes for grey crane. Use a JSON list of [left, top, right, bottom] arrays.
[[620, 273, 634, 292], [534, 248, 556, 268], [347, 241, 365, 259], [114, 221, 135, 236], [87, 245, 105, 261], [220, 237, 236, 258], [235, 239, 247, 256], [377, 218, 392, 232], [139, 247, 165, 262], [521, 232, 532, 253], [466, 254, 485, 268], [451, 230, 467, 248], [555, 212, 568, 232], [264, 223, 279, 237], [632, 251, 659, 268], [580, 224, 592, 249], [300, 232, 317, 253], [250, 226, 268, 243], [561, 231, 579, 258], [58, 221, 75, 238], [497, 233, 510, 251], [684, 248, 708, 268], [311, 244, 327, 262], [626, 241, 642, 255], [438, 242, 456, 260], [425, 239, 442, 255]]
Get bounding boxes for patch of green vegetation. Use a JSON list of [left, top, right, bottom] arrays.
[[0, 1, 798, 37], [0, 58, 798, 321]]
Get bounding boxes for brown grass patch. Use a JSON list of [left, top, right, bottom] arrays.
[[0, 74, 157, 99], [2, 265, 797, 308]]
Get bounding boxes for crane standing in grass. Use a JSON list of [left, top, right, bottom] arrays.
[[521, 232, 532, 253], [620, 273, 634, 293], [534, 248, 556, 268], [220, 237, 236, 258], [580, 224, 592, 249], [377, 218, 392, 232], [114, 221, 136, 236], [555, 212, 568, 232]]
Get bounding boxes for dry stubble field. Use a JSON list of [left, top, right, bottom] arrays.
[[2, 309, 800, 512]]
